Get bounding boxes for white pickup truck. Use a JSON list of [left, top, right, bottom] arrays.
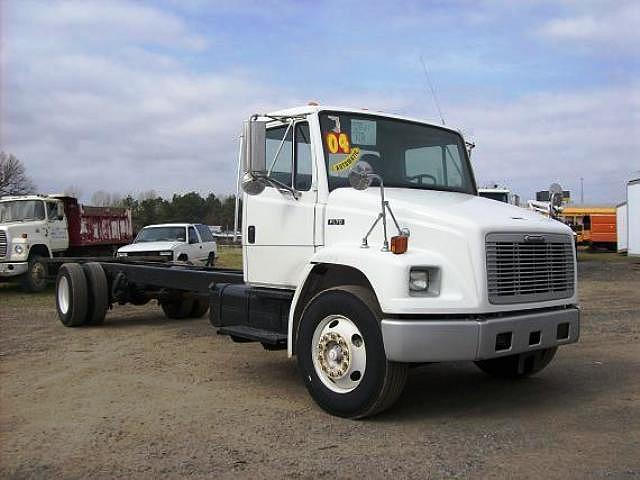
[[52, 105, 580, 418], [117, 223, 218, 265]]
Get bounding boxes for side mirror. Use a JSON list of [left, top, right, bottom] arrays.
[[241, 118, 267, 196], [348, 161, 374, 190]]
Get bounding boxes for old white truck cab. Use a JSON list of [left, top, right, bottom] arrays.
[[0, 195, 68, 291]]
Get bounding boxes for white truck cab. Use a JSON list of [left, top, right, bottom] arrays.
[[239, 105, 579, 416], [117, 223, 217, 264], [0, 195, 68, 291]]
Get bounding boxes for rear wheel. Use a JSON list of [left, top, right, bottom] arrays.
[[55, 263, 88, 327], [474, 347, 557, 379], [21, 255, 48, 292], [160, 297, 194, 319], [296, 286, 407, 419], [83, 262, 108, 325]]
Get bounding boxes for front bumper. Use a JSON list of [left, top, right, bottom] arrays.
[[381, 306, 580, 362], [0, 262, 29, 278]]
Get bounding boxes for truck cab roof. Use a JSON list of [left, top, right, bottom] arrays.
[[265, 105, 462, 135]]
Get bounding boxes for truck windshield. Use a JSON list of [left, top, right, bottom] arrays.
[[319, 112, 476, 194], [135, 226, 187, 243], [0, 200, 46, 223]]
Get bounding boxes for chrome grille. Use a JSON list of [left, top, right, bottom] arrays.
[[486, 233, 575, 304], [0, 231, 7, 258]]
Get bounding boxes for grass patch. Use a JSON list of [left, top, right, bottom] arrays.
[[216, 245, 243, 269]]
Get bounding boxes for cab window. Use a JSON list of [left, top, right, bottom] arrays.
[[266, 126, 293, 187], [46, 202, 59, 221], [196, 224, 215, 242], [294, 122, 312, 191], [188, 226, 199, 244]]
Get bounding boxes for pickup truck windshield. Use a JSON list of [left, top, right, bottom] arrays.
[[135, 226, 187, 243], [319, 112, 476, 194], [0, 200, 46, 223]]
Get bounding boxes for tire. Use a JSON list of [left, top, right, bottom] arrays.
[[55, 263, 88, 327], [296, 286, 408, 419], [189, 298, 209, 318], [474, 347, 558, 379], [160, 297, 194, 319], [82, 263, 108, 325], [21, 256, 48, 292]]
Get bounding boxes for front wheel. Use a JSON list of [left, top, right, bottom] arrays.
[[21, 256, 48, 292], [296, 286, 407, 419], [474, 347, 557, 379]]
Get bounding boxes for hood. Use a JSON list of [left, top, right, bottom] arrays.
[[324, 187, 573, 252], [328, 187, 570, 234], [118, 241, 182, 253]]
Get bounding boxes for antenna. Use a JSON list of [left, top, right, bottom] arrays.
[[419, 55, 446, 125]]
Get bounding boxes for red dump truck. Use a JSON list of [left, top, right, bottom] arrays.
[[0, 194, 133, 291]]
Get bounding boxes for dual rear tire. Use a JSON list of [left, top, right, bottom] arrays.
[[56, 262, 108, 327]]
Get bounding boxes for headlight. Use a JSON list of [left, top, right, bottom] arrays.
[[409, 269, 429, 292], [158, 251, 173, 256], [14, 245, 24, 254], [117, 252, 128, 257]]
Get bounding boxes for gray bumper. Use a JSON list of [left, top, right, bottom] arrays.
[[0, 262, 28, 278], [381, 307, 580, 363]]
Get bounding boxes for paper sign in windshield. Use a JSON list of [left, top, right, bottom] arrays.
[[331, 147, 361, 172], [351, 119, 376, 145]]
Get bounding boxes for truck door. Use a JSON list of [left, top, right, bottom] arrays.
[[187, 225, 204, 263], [244, 121, 316, 287], [46, 201, 69, 253]]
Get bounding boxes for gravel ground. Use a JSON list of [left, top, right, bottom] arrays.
[[1, 260, 639, 479]]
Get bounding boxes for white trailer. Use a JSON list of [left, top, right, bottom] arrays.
[[51, 105, 580, 418], [628, 179, 640, 256], [616, 202, 628, 254]]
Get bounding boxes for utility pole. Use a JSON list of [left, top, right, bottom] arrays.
[[580, 177, 584, 204]]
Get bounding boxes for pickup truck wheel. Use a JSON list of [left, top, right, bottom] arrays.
[[21, 256, 48, 292], [189, 298, 209, 318], [160, 298, 194, 319], [55, 263, 88, 327], [474, 347, 557, 379], [297, 286, 408, 419], [82, 263, 108, 325]]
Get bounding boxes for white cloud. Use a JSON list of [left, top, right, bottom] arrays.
[[442, 84, 640, 204], [538, 1, 640, 53]]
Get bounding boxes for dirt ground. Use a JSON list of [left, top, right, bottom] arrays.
[[1, 259, 639, 479]]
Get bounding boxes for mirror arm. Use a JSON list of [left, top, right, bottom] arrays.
[[255, 174, 301, 200]]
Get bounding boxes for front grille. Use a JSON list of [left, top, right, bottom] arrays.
[[0, 231, 7, 258], [486, 233, 575, 304], [125, 251, 172, 261]]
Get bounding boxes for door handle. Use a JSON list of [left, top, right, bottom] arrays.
[[248, 226, 256, 244]]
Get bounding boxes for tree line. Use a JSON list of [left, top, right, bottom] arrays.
[[105, 191, 241, 233], [1, 151, 241, 233]]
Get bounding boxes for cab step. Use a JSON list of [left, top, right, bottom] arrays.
[[217, 325, 287, 346]]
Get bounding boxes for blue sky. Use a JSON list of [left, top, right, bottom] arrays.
[[2, 0, 639, 204]]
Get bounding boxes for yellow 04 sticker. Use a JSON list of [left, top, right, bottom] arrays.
[[331, 147, 361, 172]]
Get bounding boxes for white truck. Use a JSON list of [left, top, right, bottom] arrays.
[[52, 105, 580, 418], [117, 223, 218, 265], [0, 195, 132, 291]]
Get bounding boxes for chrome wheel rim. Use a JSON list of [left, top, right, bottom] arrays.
[[311, 315, 366, 393], [58, 276, 70, 314], [31, 261, 45, 285]]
